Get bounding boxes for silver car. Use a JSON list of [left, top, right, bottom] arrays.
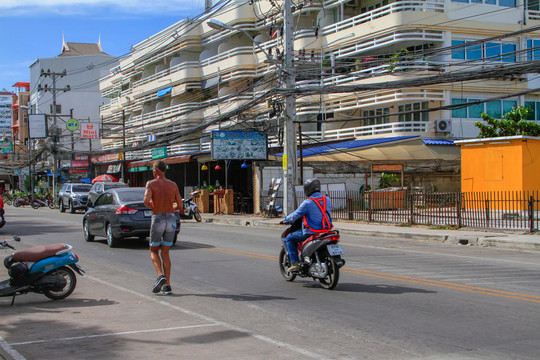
[[58, 183, 92, 213], [87, 181, 127, 207]]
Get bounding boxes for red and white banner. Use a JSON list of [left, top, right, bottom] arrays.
[[81, 123, 99, 139]]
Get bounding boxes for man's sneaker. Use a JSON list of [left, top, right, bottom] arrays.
[[152, 275, 166, 293], [288, 262, 300, 273], [160, 285, 172, 295]]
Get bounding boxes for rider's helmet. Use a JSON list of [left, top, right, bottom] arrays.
[[304, 178, 321, 197], [3, 255, 14, 269]]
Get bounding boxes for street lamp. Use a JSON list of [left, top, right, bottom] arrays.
[[207, 14, 297, 215]]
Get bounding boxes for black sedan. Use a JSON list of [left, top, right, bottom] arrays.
[[83, 187, 180, 247]]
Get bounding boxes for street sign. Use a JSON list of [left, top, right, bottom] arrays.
[[66, 118, 80, 132], [211, 131, 267, 160], [28, 114, 48, 139], [151, 147, 168, 159]]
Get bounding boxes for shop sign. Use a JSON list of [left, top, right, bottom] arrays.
[[81, 123, 99, 139], [151, 147, 168, 159], [71, 160, 88, 168], [0, 141, 13, 154]]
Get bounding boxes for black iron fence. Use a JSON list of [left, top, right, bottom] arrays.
[[266, 190, 540, 232]]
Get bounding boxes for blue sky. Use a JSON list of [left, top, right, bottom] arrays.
[[0, 0, 206, 92]]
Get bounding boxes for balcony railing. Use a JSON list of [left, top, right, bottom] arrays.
[[322, 1, 445, 37]]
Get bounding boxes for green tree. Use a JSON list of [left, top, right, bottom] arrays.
[[474, 105, 540, 138]]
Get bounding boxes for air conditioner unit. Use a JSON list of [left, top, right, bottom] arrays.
[[435, 119, 452, 133]]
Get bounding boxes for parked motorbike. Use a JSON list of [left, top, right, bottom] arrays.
[[278, 220, 345, 290], [179, 190, 202, 222], [1, 236, 84, 305], [31, 198, 49, 209], [13, 196, 32, 208]]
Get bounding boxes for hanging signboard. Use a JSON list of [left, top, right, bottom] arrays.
[[81, 123, 99, 139], [28, 114, 48, 139], [151, 147, 168, 159], [0, 141, 13, 154], [211, 131, 268, 160]]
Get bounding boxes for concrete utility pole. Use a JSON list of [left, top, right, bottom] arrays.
[[282, 0, 297, 215], [38, 69, 70, 197]]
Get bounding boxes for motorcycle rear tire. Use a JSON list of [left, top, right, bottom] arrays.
[[193, 209, 202, 222], [278, 247, 296, 282], [48, 201, 56, 209], [43, 266, 77, 300], [318, 255, 339, 290], [31, 202, 40, 209], [13, 200, 20, 208]]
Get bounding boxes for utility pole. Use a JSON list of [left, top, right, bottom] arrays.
[[283, 0, 297, 215], [38, 69, 70, 198]]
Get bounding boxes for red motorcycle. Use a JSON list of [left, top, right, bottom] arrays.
[[278, 220, 345, 290], [13, 195, 33, 208]]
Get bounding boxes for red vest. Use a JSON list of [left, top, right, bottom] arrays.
[[302, 196, 332, 233]]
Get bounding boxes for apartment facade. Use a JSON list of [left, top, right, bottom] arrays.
[[98, 0, 540, 197], [30, 39, 119, 182]]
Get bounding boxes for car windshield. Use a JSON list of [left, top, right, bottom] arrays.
[[117, 189, 145, 203], [73, 185, 91, 192]]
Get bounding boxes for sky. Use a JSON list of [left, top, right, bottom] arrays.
[[0, 0, 207, 93]]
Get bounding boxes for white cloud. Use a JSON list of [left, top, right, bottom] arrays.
[[0, 0, 204, 16]]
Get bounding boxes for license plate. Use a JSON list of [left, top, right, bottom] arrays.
[[144, 211, 152, 217], [327, 244, 344, 256]]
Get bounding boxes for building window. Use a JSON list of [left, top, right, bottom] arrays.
[[451, 0, 515, 7], [398, 102, 429, 122], [452, 40, 516, 62], [526, 39, 540, 61], [451, 98, 519, 118], [50, 104, 62, 114], [362, 107, 390, 125]]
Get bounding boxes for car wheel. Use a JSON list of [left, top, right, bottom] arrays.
[[83, 220, 94, 242], [69, 200, 75, 214], [59, 199, 65, 213], [106, 224, 119, 248]]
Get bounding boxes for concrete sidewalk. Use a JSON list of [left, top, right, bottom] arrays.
[[202, 214, 540, 252]]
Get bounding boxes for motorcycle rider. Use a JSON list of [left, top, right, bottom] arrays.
[[281, 178, 332, 273]]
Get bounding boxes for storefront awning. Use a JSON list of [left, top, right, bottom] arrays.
[[127, 154, 194, 172]]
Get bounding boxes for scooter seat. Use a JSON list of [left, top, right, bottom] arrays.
[[12, 244, 70, 263]]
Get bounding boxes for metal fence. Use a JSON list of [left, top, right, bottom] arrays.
[[266, 190, 540, 232]]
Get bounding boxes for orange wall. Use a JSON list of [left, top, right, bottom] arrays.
[[460, 137, 540, 192]]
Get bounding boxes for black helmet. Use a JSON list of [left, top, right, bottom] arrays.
[[8, 262, 28, 279], [304, 178, 321, 197], [3, 255, 14, 269]]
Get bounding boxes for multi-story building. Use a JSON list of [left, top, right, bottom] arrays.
[[0, 89, 13, 140], [99, 0, 540, 204], [30, 38, 119, 183]]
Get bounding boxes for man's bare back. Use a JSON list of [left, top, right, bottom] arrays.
[[144, 175, 182, 215]]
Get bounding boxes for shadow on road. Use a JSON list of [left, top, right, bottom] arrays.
[[333, 283, 437, 294]]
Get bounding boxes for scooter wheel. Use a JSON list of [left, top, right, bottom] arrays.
[[318, 255, 340, 290], [194, 210, 202, 222], [43, 266, 77, 300], [278, 247, 296, 282]]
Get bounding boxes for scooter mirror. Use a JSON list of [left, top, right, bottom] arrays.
[[13, 235, 21, 242]]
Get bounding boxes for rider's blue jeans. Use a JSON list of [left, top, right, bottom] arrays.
[[285, 229, 309, 264]]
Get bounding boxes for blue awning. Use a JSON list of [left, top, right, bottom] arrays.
[[276, 136, 419, 158], [156, 86, 172, 97]]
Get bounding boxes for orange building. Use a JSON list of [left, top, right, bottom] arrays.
[[456, 136, 540, 193]]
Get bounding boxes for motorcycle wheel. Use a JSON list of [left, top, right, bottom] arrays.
[[278, 247, 296, 282], [48, 201, 56, 209], [5, 199, 12, 206], [31, 202, 40, 209], [13, 200, 20, 207], [193, 209, 202, 222], [318, 255, 340, 290], [43, 266, 77, 300]]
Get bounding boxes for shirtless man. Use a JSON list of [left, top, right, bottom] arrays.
[[143, 160, 183, 294]]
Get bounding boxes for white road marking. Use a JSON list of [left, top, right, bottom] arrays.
[[0, 336, 26, 360], [9, 324, 220, 346]]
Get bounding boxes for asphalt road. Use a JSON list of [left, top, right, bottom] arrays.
[[1, 207, 540, 359]]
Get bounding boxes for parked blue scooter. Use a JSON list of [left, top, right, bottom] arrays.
[[1, 236, 84, 305]]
